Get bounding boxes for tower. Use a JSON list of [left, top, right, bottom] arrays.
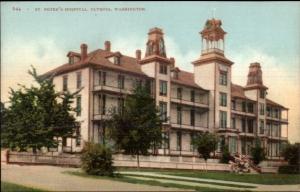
[[192, 18, 235, 149], [140, 28, 172, 144], [244, 63, 268, 147]]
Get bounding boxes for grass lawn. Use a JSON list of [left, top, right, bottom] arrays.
[[65, 171, 248, 192], [1, 181, 46, 192], [117, 167, 300, 185]]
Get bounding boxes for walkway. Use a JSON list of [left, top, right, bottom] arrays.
[[119, 171, 300, 192], [1, 163, 184, 191]]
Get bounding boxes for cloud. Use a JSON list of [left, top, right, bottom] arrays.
[[1, 37, 66, 102]]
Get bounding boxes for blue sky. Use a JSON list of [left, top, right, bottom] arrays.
[[1, 1, 300, 142]]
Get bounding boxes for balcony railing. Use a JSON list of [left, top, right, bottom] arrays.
[[171, 97, 209, 107]]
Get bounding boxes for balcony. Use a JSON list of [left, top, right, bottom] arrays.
[[231, 108, 256, 117], [171, 122, 208, 132], [171, 97, 209, 109], [93, 84, 132, 95], [266, 115, 288, 124]]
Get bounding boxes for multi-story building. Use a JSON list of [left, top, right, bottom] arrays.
[[43, 18, 289, 159]]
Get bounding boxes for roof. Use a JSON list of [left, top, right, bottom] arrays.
[[231, 83, 255, 102], [171, 70, 207, 90], [266, 99, 288, 110], [43, 47, 208, 91], [42, 49, 149, 78]]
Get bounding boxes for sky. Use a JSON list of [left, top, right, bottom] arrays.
[[1, 1, 300, 143]]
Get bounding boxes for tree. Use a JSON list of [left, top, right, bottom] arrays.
[[1, 66, 79, 153], [81, 142, 115, 176], [251, 138, 266, 165], [281, 143, 300, 165], [220, 142, 231, 164], [106, 84, 163, 168], [193, 132, 218, 170]]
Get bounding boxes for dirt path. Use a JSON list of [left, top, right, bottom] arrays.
[[1, 163, 184, 191]]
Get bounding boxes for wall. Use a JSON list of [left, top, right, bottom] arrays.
[[53, 67, 90, 152]]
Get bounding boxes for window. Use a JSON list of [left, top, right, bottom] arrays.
[[242, 101, 246, 112], [190, 133, 195, 151], [229, 137, 237, 154], [62, 137, 67, 147], [231, 117, 236, 129], [247, 103, 254, 113], [191, 90, 195, 102], [76, 96, 81, 117], [76, 72, 82, 89], [159, 63, 167, 74], [177, 88, 182, 99], [159, 80, 167, 96], [242, 118, 246, 132], [176, 131, 181, 151], [118, 75, 125, 89], [219, 71, 227, 86], [260, 90, 265, 99], [76, 126, 81, 146], [177, 106, 182, 124], [247, 119, 254, 133], [114, 56, 120, 65], [99, 94, 106, 115], [159, 102, 167, 122], [161, 132, 169, 149], [190, 109, 195, 126], [260, 103, 265, 115], [118, 97, 124, 114], [98, 71, 106, 85], [69, 57, 74, 64], [63, 76, 68, 91], [231, 100, 236, 110], [219, 92, 227, 107], [260, 120, 264, 134], [219, 111, 227, 128]]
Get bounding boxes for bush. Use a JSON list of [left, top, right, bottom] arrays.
[[278, 165, 300, 174], [281, 143, 300, 165], [220, 145, 231, 164], [81, 142, 115, 176], [251, 139, 266, 165]]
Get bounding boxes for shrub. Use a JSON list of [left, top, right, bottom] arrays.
[[278, 165, 300, 174], [281, 143, 300, 166], [220, 145, 231, 164], [81, 142, 115, 176], [251, 138, 266, 165]]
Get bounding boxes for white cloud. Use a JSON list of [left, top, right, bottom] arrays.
[[1, 37, 66, 102]]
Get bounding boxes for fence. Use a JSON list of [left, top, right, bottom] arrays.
[[1, 150, 280, 172]]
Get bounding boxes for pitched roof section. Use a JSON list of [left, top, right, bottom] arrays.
[[266, 99, 288, 110], [43, 47, 208, 91], [171, 70, 206, 90], [231, 83, 255, 102], [42, 49, 148, 78]]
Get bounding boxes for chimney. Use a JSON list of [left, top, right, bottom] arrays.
[[80, 43, 88, 61], [170, 57, 175, 68], [136, 49, 141, 60], [104, 41, 111, 51]]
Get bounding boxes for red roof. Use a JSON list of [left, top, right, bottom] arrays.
[[171, 70, 206, 90], [43, 48, 208, 91], [231, 83, 255, 102]]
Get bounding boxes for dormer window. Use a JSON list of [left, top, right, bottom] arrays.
[[114, 56, 120, 65], [69, 57, 74, 64], [171, 67, 180, 79]]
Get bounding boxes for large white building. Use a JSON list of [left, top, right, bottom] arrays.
[[44, 18, 289, 159]]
